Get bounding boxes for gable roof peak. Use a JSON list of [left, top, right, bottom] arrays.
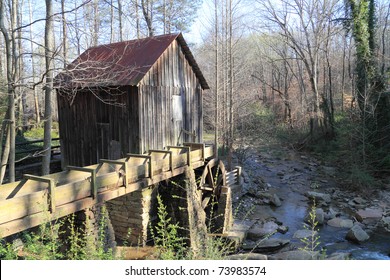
[[56, 33, 209, 90]]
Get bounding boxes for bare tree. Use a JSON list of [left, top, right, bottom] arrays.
[[29, 0, 40, 124], [258, 0, 340, 136]]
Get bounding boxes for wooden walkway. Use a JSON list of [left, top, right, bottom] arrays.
[[0, 143, 214, 238]]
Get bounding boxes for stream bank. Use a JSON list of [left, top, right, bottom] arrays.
[[232, 146, 390, 260]]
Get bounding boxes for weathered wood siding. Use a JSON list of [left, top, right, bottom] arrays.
[[58, 37, 204, 163], [57, 86, 139, 167], [138, 39, 203, 153]]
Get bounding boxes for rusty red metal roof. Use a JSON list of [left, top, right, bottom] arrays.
[[55, 33, 209, 90]]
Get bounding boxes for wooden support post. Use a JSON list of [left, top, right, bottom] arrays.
[[149, 150, 173, 171], [126, 154, 152, 178], [167, 146, 191, 167], [67, 166, 97, 200], [23, 174, 56, 213], [100, 159, 128, 188]]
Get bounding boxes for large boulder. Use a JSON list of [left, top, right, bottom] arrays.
[[269, 250, 319, 260], [355, 208, 383, 224], [327, 252, 351, 260], [246, 221, 279, 240], [346, 225, 369, 243], [271, 194, 282, 207], [381, 216, 390, 232], [305, 191, 331, 204], [327, 217, 354, 229], [226, 253, 268, 260], [243, 238, 290, 253], [305, 208, 325, 225], [293, 229, 317, 240]]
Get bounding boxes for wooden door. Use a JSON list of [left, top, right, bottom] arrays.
[[172, 95, 183, 145]]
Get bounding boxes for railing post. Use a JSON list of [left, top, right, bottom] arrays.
[[67, 166, 97, 200], [23, 174, 56, 213], [126, 154, 152, 178], [167, 146, 191, 167], [148, 150, 173, 171], [100, 159, 128, 188]]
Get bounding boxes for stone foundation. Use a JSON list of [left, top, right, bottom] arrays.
[[106, 187, 157, 246]]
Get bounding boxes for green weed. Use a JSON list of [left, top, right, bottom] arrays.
[[299, 201, 326, 259]]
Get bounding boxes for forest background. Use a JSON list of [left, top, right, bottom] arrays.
[[0, 0, 389, 190]]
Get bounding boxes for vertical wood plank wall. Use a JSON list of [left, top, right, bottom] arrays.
[[138, 40, 203, 153], [57, 86, 139, 167], [57, 38, 203, 165]]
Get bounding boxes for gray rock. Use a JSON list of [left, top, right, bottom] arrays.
[[241, 240, 258, 250], [353, 197, 367, 205], [327, 252, 351, 260], [346, 225, 370, 243], [324, 207, 338, 220], [245, 238, 290, 253], [254, 238, 290, 252], [247, 221, 279, 240], [270, 194, 282, 207], [269, 250, 319, 260], [227, 220, 255, 246], [305, 208, 325, 225], [381, 216, 390, 231], [277, 225, 289, 234], [293, 229, 317, 240], [226, 253, 268, 260], [356, 208, 383, 224], [305, 191, 331, 204], [327, 217, 354, 229]]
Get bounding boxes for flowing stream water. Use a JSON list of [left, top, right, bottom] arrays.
[[240, 147, 390, 260]]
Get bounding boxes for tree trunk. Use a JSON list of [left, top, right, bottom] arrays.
[[141, 0, 154, 37], [118, 0, 123, 41], [227, 0, 234, 170], [135, 0, 140, 38], [42, 0, 54, 175], [0, 0, 17, 182], [214, 0, 219, 158]]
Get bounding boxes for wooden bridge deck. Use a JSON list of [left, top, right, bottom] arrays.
[[0, 143, 214, 238]]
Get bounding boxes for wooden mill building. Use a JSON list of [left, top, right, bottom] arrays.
[[56, 33, 209, 167]]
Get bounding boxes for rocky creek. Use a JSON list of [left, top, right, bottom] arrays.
[[232, 146, 390, 260]]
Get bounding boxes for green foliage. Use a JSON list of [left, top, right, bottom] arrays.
[[21, 221, 64, 260], [152, 195, 187, 260], [0, 239, 18, 260], [0, 206, 116, 260], [23, 122, 59, 140], [150, 193, 234, 260], [348, 164, 377, 190], [200, 236, 232, 260], [299, 201, 325, 259], [91, 206, 115, 260]]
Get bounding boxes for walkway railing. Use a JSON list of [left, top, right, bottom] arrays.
[[0, 143, 213, 238]]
